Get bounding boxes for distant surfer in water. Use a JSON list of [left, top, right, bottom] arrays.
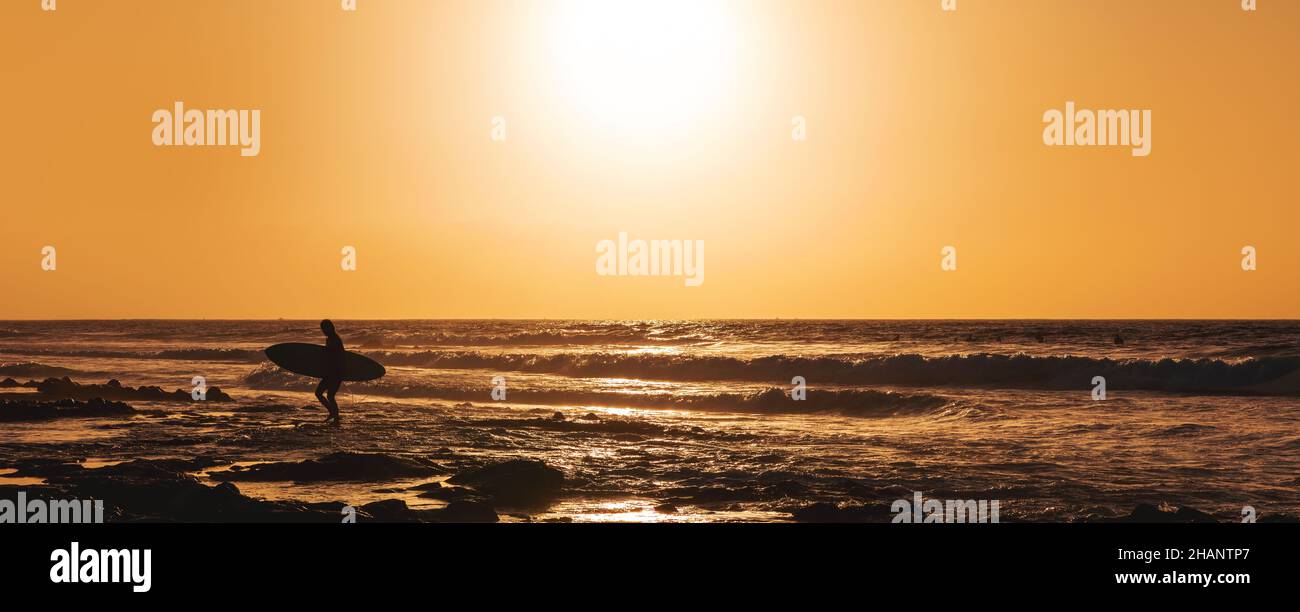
[[316, 319, 344, 424]]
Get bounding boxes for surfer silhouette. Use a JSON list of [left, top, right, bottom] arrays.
[[317, 319, 345, 424], [263, 321, 384, 425]]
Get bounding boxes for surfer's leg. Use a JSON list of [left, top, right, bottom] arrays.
[[324, 377, 342, 422], [314, 378, 330, 412]]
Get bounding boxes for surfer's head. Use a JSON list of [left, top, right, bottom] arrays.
[[320, 319, 335, 335]]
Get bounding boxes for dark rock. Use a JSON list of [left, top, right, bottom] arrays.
[[210, 452, 444, 483], [0, 484, 69, 500], [766, 480, 812, 498], [1173, 506, 1219, 523], [448, 459, 564, 506], [8, 458, 344, 522], [31, 377, 234, 402], [1120, 503, 1219, 524], [416, 485, 478, 501], [360, 499, 413, 522], [95, 457, 224, 475], [435, 500, 498, 523], [356, 498, 498, 523], [212, 481, 242, 499], [55, 472, 248, 521], [791, 502, 888, 523], [654, 503, 678, 514], [1259, 513, 1300, 523], [0, 398, 135, 422], [1123, 504, 1173, 522], [5, 458, 87, 478]]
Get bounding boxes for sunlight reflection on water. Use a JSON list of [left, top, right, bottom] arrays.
[[0, 468, 46, 486], [536, 499, 789, 523]]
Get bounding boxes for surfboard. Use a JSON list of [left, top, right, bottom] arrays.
[[264, 343, 386, 382]]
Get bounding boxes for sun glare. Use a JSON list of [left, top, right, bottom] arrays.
[[546, 0, 739, 139]]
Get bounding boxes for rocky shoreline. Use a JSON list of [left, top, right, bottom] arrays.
[[2, 397, 1293, 523], [1, 453, 569, 523], [3, 448, 1289, 524], [0, 377, 234, 404]]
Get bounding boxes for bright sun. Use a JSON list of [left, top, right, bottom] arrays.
[[547, 0, 739, 139]]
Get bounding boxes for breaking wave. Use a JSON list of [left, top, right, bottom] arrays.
[[0, 347, 264, 362], [240, 364, 947, 416], [346, 330, 712, 348], [0, 362, 82, 378], [366, 351, 1300, 395]]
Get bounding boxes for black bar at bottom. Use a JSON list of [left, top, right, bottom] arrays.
[[1, 523, 1289, 598]]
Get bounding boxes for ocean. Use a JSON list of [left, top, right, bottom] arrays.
[[1, 320, 1297, 522]]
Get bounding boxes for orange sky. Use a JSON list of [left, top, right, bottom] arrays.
[[2, 0, 1298, 319]]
